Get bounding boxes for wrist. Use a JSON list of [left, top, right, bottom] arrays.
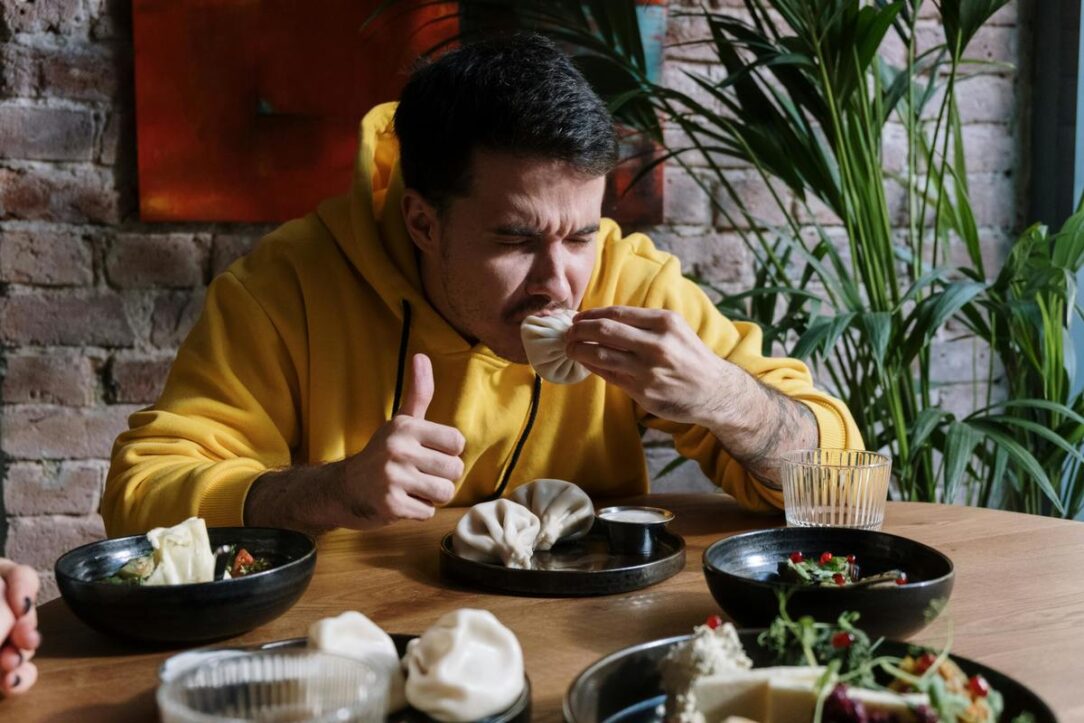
[[701, 358, 757, 435], [243, 462, 342, 536]]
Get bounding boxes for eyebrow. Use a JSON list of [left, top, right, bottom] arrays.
[[490, 224, 600, 238]]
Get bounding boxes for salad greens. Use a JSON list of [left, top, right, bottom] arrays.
[[779, 551, 906, 588], [755, 592, 1032, 722]]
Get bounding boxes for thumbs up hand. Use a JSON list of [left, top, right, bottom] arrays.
[[334, 354, 467, 528], [397, 352, 435, 419]]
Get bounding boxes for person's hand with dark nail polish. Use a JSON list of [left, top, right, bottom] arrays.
[[0, 559, 40, 697]]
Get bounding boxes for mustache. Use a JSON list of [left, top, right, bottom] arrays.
[[503, 298, 567, 323]]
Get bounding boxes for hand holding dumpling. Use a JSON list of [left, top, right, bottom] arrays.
[[565, 305, 732, 426]]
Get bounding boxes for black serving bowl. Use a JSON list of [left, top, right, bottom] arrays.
[[703, 527, 953, 639], [55, 526, 316, 645]]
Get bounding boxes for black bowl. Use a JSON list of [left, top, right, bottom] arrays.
[[703, 528, 953, 639], [55, 527, 316, 645]]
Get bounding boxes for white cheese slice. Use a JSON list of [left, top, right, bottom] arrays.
[[692, 666, 825, 722]]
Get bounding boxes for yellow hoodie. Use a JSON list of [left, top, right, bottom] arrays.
[[102, 104, 862, 536]]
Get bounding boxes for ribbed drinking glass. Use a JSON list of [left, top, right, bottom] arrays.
[[780, 448, 891, 530]]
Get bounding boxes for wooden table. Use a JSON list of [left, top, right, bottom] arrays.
[[10, 495, 1084, 722]]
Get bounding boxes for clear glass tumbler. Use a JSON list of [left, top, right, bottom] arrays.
[[780, 448, 892, 530], [157, 649, 386, 723]]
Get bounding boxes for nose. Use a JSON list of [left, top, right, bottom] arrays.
[[524, 242, 573, 304]]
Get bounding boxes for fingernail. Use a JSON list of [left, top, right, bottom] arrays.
[[22, 597, 31, 615]]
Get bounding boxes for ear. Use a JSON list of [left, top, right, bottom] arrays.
[[401, 189, 442, 256]]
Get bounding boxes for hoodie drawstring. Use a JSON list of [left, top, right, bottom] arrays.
[[391, 299, 413, 416], [390, 297, 542, 498], [488, 373, 542, 500]]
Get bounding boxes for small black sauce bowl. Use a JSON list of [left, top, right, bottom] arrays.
[[55, 526, 316, 646], [702, 527, 954, 639], [594, 506, 675, 556]]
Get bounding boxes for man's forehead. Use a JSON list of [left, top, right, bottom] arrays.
[[469, 150, 604, 192]]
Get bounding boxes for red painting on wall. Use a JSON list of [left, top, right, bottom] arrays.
[[133, 1, 664, 225]]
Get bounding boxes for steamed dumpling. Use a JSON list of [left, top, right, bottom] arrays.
[[308, 611, 406, 713], [452, 499, 540, 568], [521, 309, 590, 384], [510, 478, 594, 550], [144, 517, 215, 585], [403, 609, 524, 721]]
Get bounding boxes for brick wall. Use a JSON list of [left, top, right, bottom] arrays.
[[0, 0, 1027, 599]]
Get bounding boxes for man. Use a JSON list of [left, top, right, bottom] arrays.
[[102, 35, 860, 537]]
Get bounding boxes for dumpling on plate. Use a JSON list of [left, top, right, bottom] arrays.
[[520, 309, 590, 384], [308, 610, 406, 713], [510, 478, 594, 550], [452, 499, 540, 569], [403, 608, 524, 722]]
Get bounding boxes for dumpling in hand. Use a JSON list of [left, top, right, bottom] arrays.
[[308, 611, 406, 713], [520, 309, 590, 384], [403, 609, 524, 722], [510, 478, 594, 550], [452, 499, 540, 569]]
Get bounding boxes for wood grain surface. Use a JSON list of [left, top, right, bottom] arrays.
[[8, 494, 1084, 722]]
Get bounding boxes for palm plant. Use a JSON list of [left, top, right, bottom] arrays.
[[371, 0, 1084, 517]]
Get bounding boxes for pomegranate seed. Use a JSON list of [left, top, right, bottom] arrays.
[[846, 554, 856, 563], [915, 653, 938, 674], [789, 551, 804, 563], [705, 615, 723, 630], [819, 552, 834, 565], [968, 675, 990, 698], [833, 572, 846, 586], [895, 572, 908, 585], [831, 631, 855, 649]]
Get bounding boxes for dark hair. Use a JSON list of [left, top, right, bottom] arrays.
[[394, 33, 618, 209]]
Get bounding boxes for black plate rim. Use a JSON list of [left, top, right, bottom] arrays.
[[162, 635, 532, 723], [439, 529, 686, 596], [701, 527, 955, 594], [54, 526, 317, 591], [562, 631, 1056, 723]]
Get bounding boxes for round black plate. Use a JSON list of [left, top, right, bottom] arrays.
[[563, 631, 1055, 723], [163, 635, 531, 723], [439, 528, 686, 596]]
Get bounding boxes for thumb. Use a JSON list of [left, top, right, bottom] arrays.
[[398, 353, 434, 418]]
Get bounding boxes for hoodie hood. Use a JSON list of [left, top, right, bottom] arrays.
[[316, 102, 475, 356]]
